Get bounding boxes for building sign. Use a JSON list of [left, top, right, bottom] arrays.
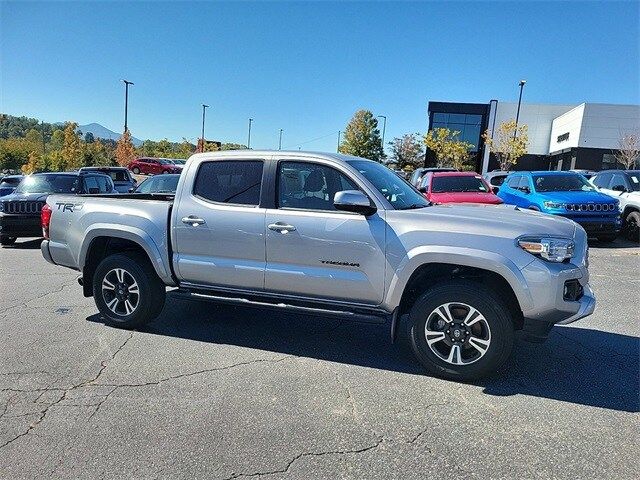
[[557, 132, 570, 143]]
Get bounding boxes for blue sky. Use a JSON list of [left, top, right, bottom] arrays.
[[2, 1, 639, 151]]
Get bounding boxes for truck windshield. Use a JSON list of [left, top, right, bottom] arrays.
[[15, 175, 79, 194], [347, 160, 430, 210], [533, 174, 595, 193], [431, 175, 489, 193]]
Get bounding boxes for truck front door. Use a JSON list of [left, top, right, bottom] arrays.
[[172, 159, 266, 290], [264, 159, 386, 305]]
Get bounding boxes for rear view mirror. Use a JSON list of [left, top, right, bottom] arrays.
[[334, 190, 376, 216]]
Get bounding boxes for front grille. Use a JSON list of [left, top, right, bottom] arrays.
[[565, 203, 616, 212], [2, 201, 45, 214]]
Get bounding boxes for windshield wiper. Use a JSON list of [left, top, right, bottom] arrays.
[[399, 203, 430, 210]]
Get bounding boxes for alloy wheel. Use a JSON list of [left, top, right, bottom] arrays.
[[424, 302, 492, 365], [101, 268, 140, 316]]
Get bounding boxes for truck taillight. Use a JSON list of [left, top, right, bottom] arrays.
[[41, 203, 52, 239]]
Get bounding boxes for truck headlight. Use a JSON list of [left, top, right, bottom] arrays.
[[543, 201, 564, 209], [518, 237, 575, 262]]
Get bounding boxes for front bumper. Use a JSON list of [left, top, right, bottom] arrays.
[[0, 213, 41, 238], [556, 214, 622, 235]]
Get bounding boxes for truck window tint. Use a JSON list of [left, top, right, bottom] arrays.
[[278, 162, 357, 211], [194, 160, 263, 205]]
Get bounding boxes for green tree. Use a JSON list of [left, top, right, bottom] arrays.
[[339, 110, 384, 161], [220, 142, 247, 150], [177, 138, 196, 158], [0, 137, 35, 170], [50, 130, 65, 150], [115, 130, 136, 167], [482, 120, 528, 171], [424, 128, 474, 170], [388, 133, 424, 170], [84, 132, 95, 143], [62, 122, 83, 170]]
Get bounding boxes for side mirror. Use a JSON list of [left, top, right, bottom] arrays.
[[492, 186, 500, 194], [88, 187, 99, 194], [128, 187, 135, 193], [520, 186, 531, 194], [334, 190, 376, 216], [418, 186, 427, 193], [612, 185, 627, 193]]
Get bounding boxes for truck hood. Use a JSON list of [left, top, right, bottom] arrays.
[[388, 203, 577, 241], [429, 191, 503, 205]]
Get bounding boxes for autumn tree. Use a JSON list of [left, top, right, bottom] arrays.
[[220, 142, 248, 150], [115, 129, 136, 167], [61, 122, 83, 170], [339, 110, 384, 162], [614, 131, 640, 169], [21, 151, 42, 174], [424, 128, 474, 170], [482, 120, 528, 171], [388, 133, 424, 170]]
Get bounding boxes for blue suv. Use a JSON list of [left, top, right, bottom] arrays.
[[498, 171, 621, 241]]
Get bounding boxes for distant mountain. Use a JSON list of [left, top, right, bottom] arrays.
[[77, 123, 143, 146]]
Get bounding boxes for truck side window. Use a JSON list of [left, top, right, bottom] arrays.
[[277, 161, 357, 211], [609, 173, 628, 191], [194, 160, 263, 206], [84, 176, 100, 193], [518, 176, 530, 190]]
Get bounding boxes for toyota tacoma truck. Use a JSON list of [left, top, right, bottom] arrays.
[[40, 151, 595, 380]]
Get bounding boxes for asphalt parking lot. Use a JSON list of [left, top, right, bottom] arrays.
[[0, 238, 638, 479]]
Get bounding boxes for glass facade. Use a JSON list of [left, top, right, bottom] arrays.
[[432, 113, 483, 152]]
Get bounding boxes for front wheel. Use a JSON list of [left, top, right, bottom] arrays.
[[408, 280, 514, 381], [0, 236, 17, 246], [93, 252, 166, 329], [132, 167, 140, 175], [624, 211, 640, 242]]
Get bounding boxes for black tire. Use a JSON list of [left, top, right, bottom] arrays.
[[132, 167, 140, 175], [597, 234, 617, 243], [624, 211, 640, 242], [0, 236, 17, 246], [92, 252, 166, 329], [408, 280, 514, 381]]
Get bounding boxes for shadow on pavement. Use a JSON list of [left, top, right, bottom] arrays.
[[88, 293, 639, 413], [3, 238, 42, 249], [589, 237, 639, 249]]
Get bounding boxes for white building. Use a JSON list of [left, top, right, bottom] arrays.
[[427, 101, 640, 172]]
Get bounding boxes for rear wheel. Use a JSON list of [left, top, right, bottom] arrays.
[[624, 211, 640, 242], [132, 167, 140, 175], [92, 252, 166, 329], [0, 236, 17, 246], [408, 280, 515, 381]]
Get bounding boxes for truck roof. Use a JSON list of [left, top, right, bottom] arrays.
[[188, 150, 374, 165]]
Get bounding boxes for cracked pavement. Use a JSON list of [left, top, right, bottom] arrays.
[[1, 238, 638, 479]]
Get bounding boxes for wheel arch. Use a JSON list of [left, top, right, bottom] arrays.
[[80, 230, 172, 296]]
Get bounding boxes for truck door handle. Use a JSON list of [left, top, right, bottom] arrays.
[[182, 215, 206, 226], [268, 222, 296, 233]]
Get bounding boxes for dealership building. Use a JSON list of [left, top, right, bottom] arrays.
[[426, 100, 640, 173]]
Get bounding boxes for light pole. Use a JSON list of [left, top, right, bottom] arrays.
[[337, 130, 341, 153], [122, 79, 134, 132], [377, 115, 387, 155], [514, 80, 526, 139], [247, 118, 253, 149], [201, 104, 209, 151], [278, 129, 283, 150]]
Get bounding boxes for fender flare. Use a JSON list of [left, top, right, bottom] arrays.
[[78, 225, 173, 284], [384, 246, 534, 313]]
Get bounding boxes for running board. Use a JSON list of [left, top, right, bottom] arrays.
[[173, 289, 387, 324]]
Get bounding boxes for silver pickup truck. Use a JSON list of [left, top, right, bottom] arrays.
[[41, 151, 595, 380]]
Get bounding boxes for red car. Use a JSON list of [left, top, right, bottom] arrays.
[[418, 171, 503, 205], [128, 157, 181, 176]]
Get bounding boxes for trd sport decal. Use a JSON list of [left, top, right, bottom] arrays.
[[320, 260, 360, 267], [56, 202, 84, 212]]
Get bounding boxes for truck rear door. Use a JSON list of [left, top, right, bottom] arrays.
[[172, 158, 267, 290]]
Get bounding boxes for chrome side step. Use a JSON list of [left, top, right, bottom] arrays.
[[173, 289, 387, 324]]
